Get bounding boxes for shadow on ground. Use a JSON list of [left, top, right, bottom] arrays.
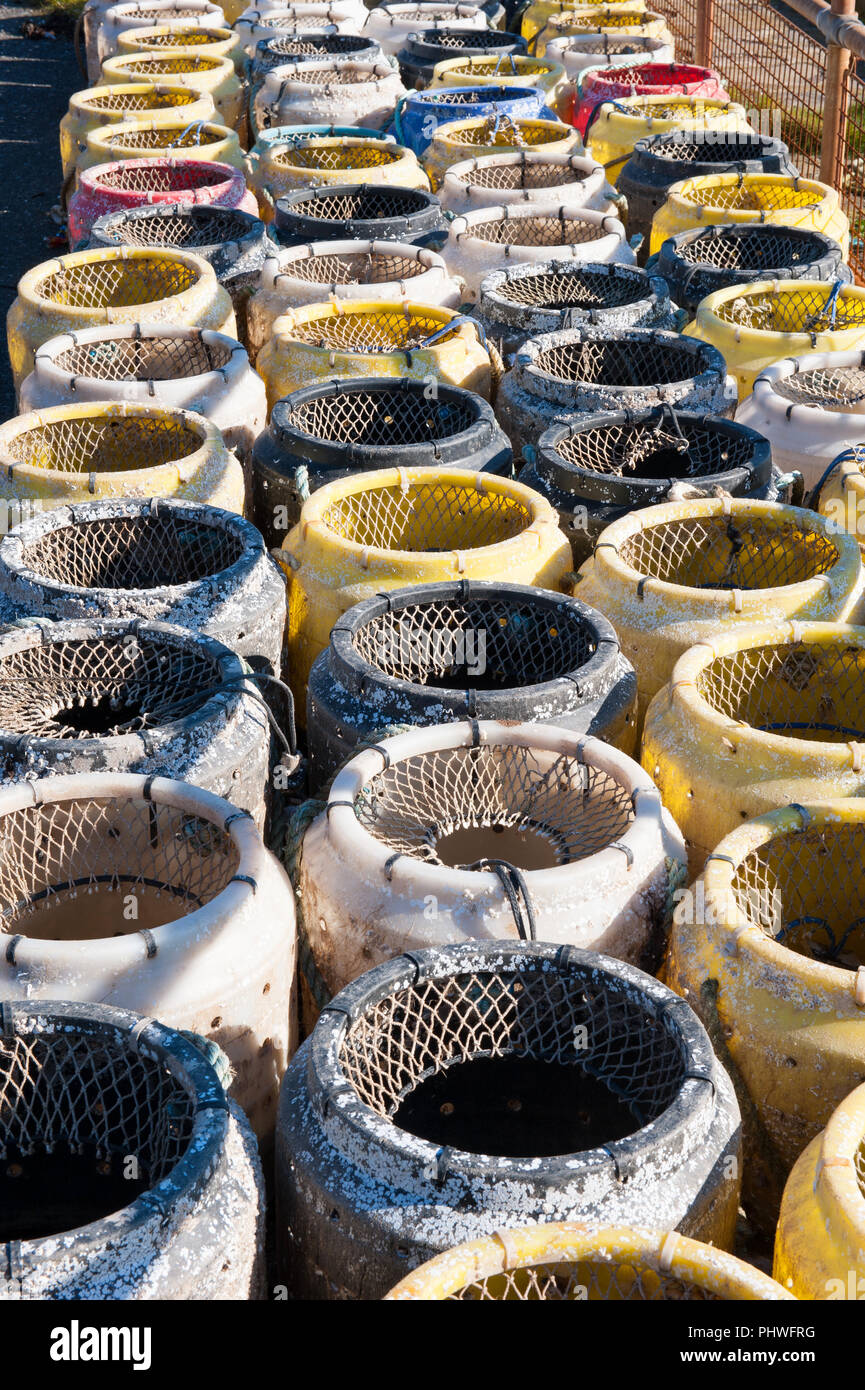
[[0, 1, 79, 416]]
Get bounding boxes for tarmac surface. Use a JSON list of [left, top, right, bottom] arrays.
[[0, 1, 80, 416]]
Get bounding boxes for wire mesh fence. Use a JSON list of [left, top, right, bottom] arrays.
[[663, 0, 865, 280]]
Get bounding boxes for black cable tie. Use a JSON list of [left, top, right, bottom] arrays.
[[326, 800, 354, 817], [230, 873, 258, 895], [139, 928, 158, 959], [610, 841, 634, 868], [704, 852, 736, 868], [224, 808, 254, 830], [0, 1002, 14, 1037], [142, 775, 156, 802], [469, 717, 481, 748], [383, 853, 401, 882], [434, 1145, 453, 1185], [370, 744, 391, 770], [4, 936, 21, 966]]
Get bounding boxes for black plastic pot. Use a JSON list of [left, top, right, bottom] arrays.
[[617, 131, 798, 260], [250, 31, 384, 82], [306, 579, 637, 786], [650, 223, 851, 315], [476, 260, 674, 358], [521, 407, 779, 564], [87, 204, 274, 343], [251, 378, 512, 546], [396, 25, 528, 88], [273, 183, 449, 250]]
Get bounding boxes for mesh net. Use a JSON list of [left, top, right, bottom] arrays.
[[279, 186, 429, 221], [447, 1258, 723, 1300], [709, 284, 865, 332], [493, 264, 648, 310], [111, 54, 223, 75], [287, 386, 475, 443], [418, 29, 520, 50], [272, 144, 399, 173], [78, 88, 201, 114], [441, 119, 567, 149], [319, 476, 531, 550], [0, 630, 223, 739], [731, 823, 865, 969], [47, 332, 231, 380], [456, 159, 593, 191], [461, 213, 608, 246], [3, 413, 203, 474], [0, 1022, 194, 1221], [644, 131, 781, 164], [553, 415, 755, 479], [598, 98, 732, 121], [695, 638, 865, 742], [279, 247, 428, 285], [99, 124, 226, 152], [114, 4, 210, 15], [674, 226, 827, 270], [95, 207, 254, 249], [280, 305, 453, 351], [33, 255, 198, 309], [587, 62, 708, 90], [530, 335, 708, 385], [90, 162, 231, 193], [271, 65, 388, 87], [618, 513, 838, 588], [679, 178, 828, 212], [352, 592, 596, 687], [559, 35, 662, 53], [548, 11, 661, 31], [258, 34, 371, 60], [0, 795, 238, 939], [337, 959, 686, 1150], [440, 57, 554, 78], [123, 27, 228, 46], [16, 511, 244, 590], [770, 365, 865, 408], [353, 744, 634, 864]]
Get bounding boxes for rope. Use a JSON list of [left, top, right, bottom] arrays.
[[178, 1029, 233, 1089], [218, 670, 297, 758]]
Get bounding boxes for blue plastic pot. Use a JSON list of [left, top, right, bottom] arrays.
[[392, 86, 556, 156]]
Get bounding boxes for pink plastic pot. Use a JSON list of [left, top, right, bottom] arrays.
[[574, 64, 731, 136], [68, 158, 258, 249]]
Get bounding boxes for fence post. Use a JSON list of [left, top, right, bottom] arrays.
[[821, 0, 855, 185], [695, 0, 715, 67]]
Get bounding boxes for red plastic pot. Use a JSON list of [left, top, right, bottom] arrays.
[[574, 64, 731, 137], [67, 158, 258, 249]]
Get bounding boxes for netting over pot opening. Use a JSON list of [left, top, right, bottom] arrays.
[[0, 406, 209, 474], [653, 224, 849, 313], [272, 183, 446, 246], [87, 204, 265, 252], [252, 32, 381, 75], [620, 512, 838, 592], [477, 261, 671, 352], [32, 329, 235, 384], [31, 252, 200, 310], [75, 158, 245, 198]]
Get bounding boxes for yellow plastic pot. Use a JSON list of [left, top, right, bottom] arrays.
[[666, 801, 865, 1232], [115, 23, 245, 75], [523, 0, 647, 47], [257, 300, 491, 410], [774, 1082, 865, 1300], [79, 117, 246, 174], [386, 1224, 795, 1300], [281, 466, 572, 709], [60, 83, 216, 185], [574, 498, 865, 727], [98, 52, 244, 130], [250, 138, 429, 221], [429, 54, 569, 116], [685, 280, 865, 401], [817, 445, 865, 551], [7, 247, 235, 393], [587, 96, 752, 187], [642, 622, 865, 876], [528, 7, 673, 57], [650, 172, 850, 258], [0, 402, 243, 527], [425, 116, 580, 190]]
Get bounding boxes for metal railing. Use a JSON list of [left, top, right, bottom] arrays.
[[663, 0, 865, 278]]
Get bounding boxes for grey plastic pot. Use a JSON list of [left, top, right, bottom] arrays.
[[521, 408, 784, 564], [0, 498, 286, 677], [476, 260, 674, 359], [0, 1001, 264, 1300], [497, 326, 737, 456], [0, 617, 272, 828], [306, 579, 638, 787], [275, 940, 741, 1299]]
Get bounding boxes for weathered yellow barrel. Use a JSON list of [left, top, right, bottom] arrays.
[[99, 51, 244, 129], [666, 801, 865, 1232], [650, 172, 850, 257], [587, 96, 752, 186], [774, 1081, 865, 1300], [59, 83, 216, 184]]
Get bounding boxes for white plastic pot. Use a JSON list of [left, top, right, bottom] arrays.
[[439, 149, 616, 213], [298, 719, 687, 999], [97, 0, 226, 64], [545, 32, 674, 80], [736, 350, 865, 497], [363, 2, 489, 57], [0, 773, 296, 1144], [253, 59, 406, 133], [19, 325, 266, 464], [246, 239, 461, 361], [235, 4, 366, 57], [442, 202, 633, 299]]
